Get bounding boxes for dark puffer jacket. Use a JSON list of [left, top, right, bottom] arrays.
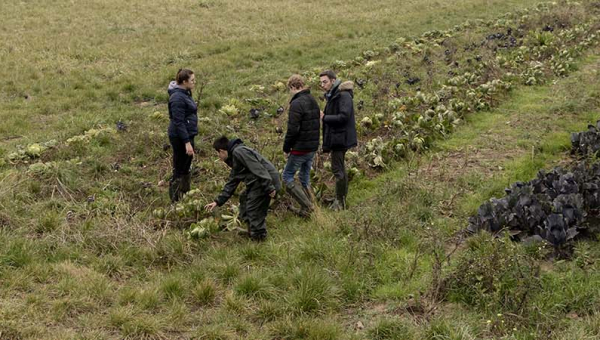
[[168, 81, 198, 143], [283, 89, 321, 153], [322, 80, 358, 152], [215, 139, 281, 206]]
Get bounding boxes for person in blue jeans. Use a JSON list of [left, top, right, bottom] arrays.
[[282, 75, 321, 217]]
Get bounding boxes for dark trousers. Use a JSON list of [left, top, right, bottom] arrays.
[[170, 136, 194, 178], [239, 186, 271, 239], [331, 149, 348, 198]]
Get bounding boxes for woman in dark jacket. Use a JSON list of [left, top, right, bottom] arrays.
[[167, 68, 199, 202]]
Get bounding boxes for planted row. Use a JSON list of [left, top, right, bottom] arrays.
[[468, 121, 600, 246]]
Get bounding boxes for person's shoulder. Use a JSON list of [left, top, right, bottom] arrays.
[[290, 96, 306, 110], [234, 145, 254, 156], [169, 89, 185, 100], [339, 81, 354, 92]]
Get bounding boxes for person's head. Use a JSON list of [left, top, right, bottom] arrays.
[[176, 68, 196, 90], [287, 74, 305, 95], [319, 70, 337, 92], [212, 136, 230, 162]]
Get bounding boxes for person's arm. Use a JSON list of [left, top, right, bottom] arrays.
[[214, 170, 241, 206], [323, 93, 352, 126], [236, 149, 275, 194], [283, 102, 302, 153], [170, 96, 190, 143]]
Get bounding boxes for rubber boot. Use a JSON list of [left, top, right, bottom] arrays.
[[286, 182, 313, 217], [330, 179, 347, 211], [302, 186, 315, 204], [181, 173, 192, 197], [169, 177, 183, 203]]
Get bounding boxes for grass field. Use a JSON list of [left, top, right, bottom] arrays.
[[0, 0, 541, 143], [1, 0, 600, 339]]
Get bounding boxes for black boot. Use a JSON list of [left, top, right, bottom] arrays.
[[331, 179, 347, 211], [169, 177, 183, 203], [181, 173, 192, 197], [286, 182, 313, 217]]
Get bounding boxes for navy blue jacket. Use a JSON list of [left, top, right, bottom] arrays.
[[168, 82, 198, 143]]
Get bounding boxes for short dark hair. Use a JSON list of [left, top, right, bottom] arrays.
[[319, 70, 337, 80], [176, 68, 194, 84], [213, 136, 229, 151]]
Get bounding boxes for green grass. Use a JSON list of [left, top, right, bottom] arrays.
[[1, 0, 600, 338], [1, 0, 544, 146]]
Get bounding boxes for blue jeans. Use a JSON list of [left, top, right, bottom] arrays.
[[282, 152, 315, 188]]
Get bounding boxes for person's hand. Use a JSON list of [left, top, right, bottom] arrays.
[[269, 190, 277, 198], [185, 142, 194, 156], [204, 202, 217, 212], [320, 111, 324, 120]]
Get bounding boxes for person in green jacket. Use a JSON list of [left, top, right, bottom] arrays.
[[204, 136, 281, 241]]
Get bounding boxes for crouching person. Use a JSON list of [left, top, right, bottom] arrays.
[[204, 136, 281, 241]]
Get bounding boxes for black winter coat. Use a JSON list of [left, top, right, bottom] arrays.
[[322, 80, 358, 152], [283, 89, 321, 153], [215, 139, 281, 206], [168, 82, 198, 143]]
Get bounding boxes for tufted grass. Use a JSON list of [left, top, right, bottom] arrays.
[[1, 0, 600, 338]]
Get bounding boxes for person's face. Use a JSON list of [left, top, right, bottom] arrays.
[[182, 74, 196, 90], [319, 76, 334, 92], [217, 149, 228, 162]]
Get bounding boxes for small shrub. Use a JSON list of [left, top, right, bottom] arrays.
[[443, 234, 541, 317]]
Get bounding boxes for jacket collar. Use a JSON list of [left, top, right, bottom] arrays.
[[225, 138, 244, 167], [325, 79, 342, 101], [290, 89, 311, 103], [168, 81, 192, 96]]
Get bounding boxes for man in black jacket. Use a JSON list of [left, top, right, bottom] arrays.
[[319, 70, 357, 210], [205, 137, 281, 241], [282, 74, 320, 217]]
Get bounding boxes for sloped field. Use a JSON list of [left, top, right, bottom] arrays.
[[1, 0, 600, 339]]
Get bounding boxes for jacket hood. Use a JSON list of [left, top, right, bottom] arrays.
[[225, 138, 244, 167], [339, 81, 354, 91], [168, 81, 189, 96], [339, 81, 354, 98]]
